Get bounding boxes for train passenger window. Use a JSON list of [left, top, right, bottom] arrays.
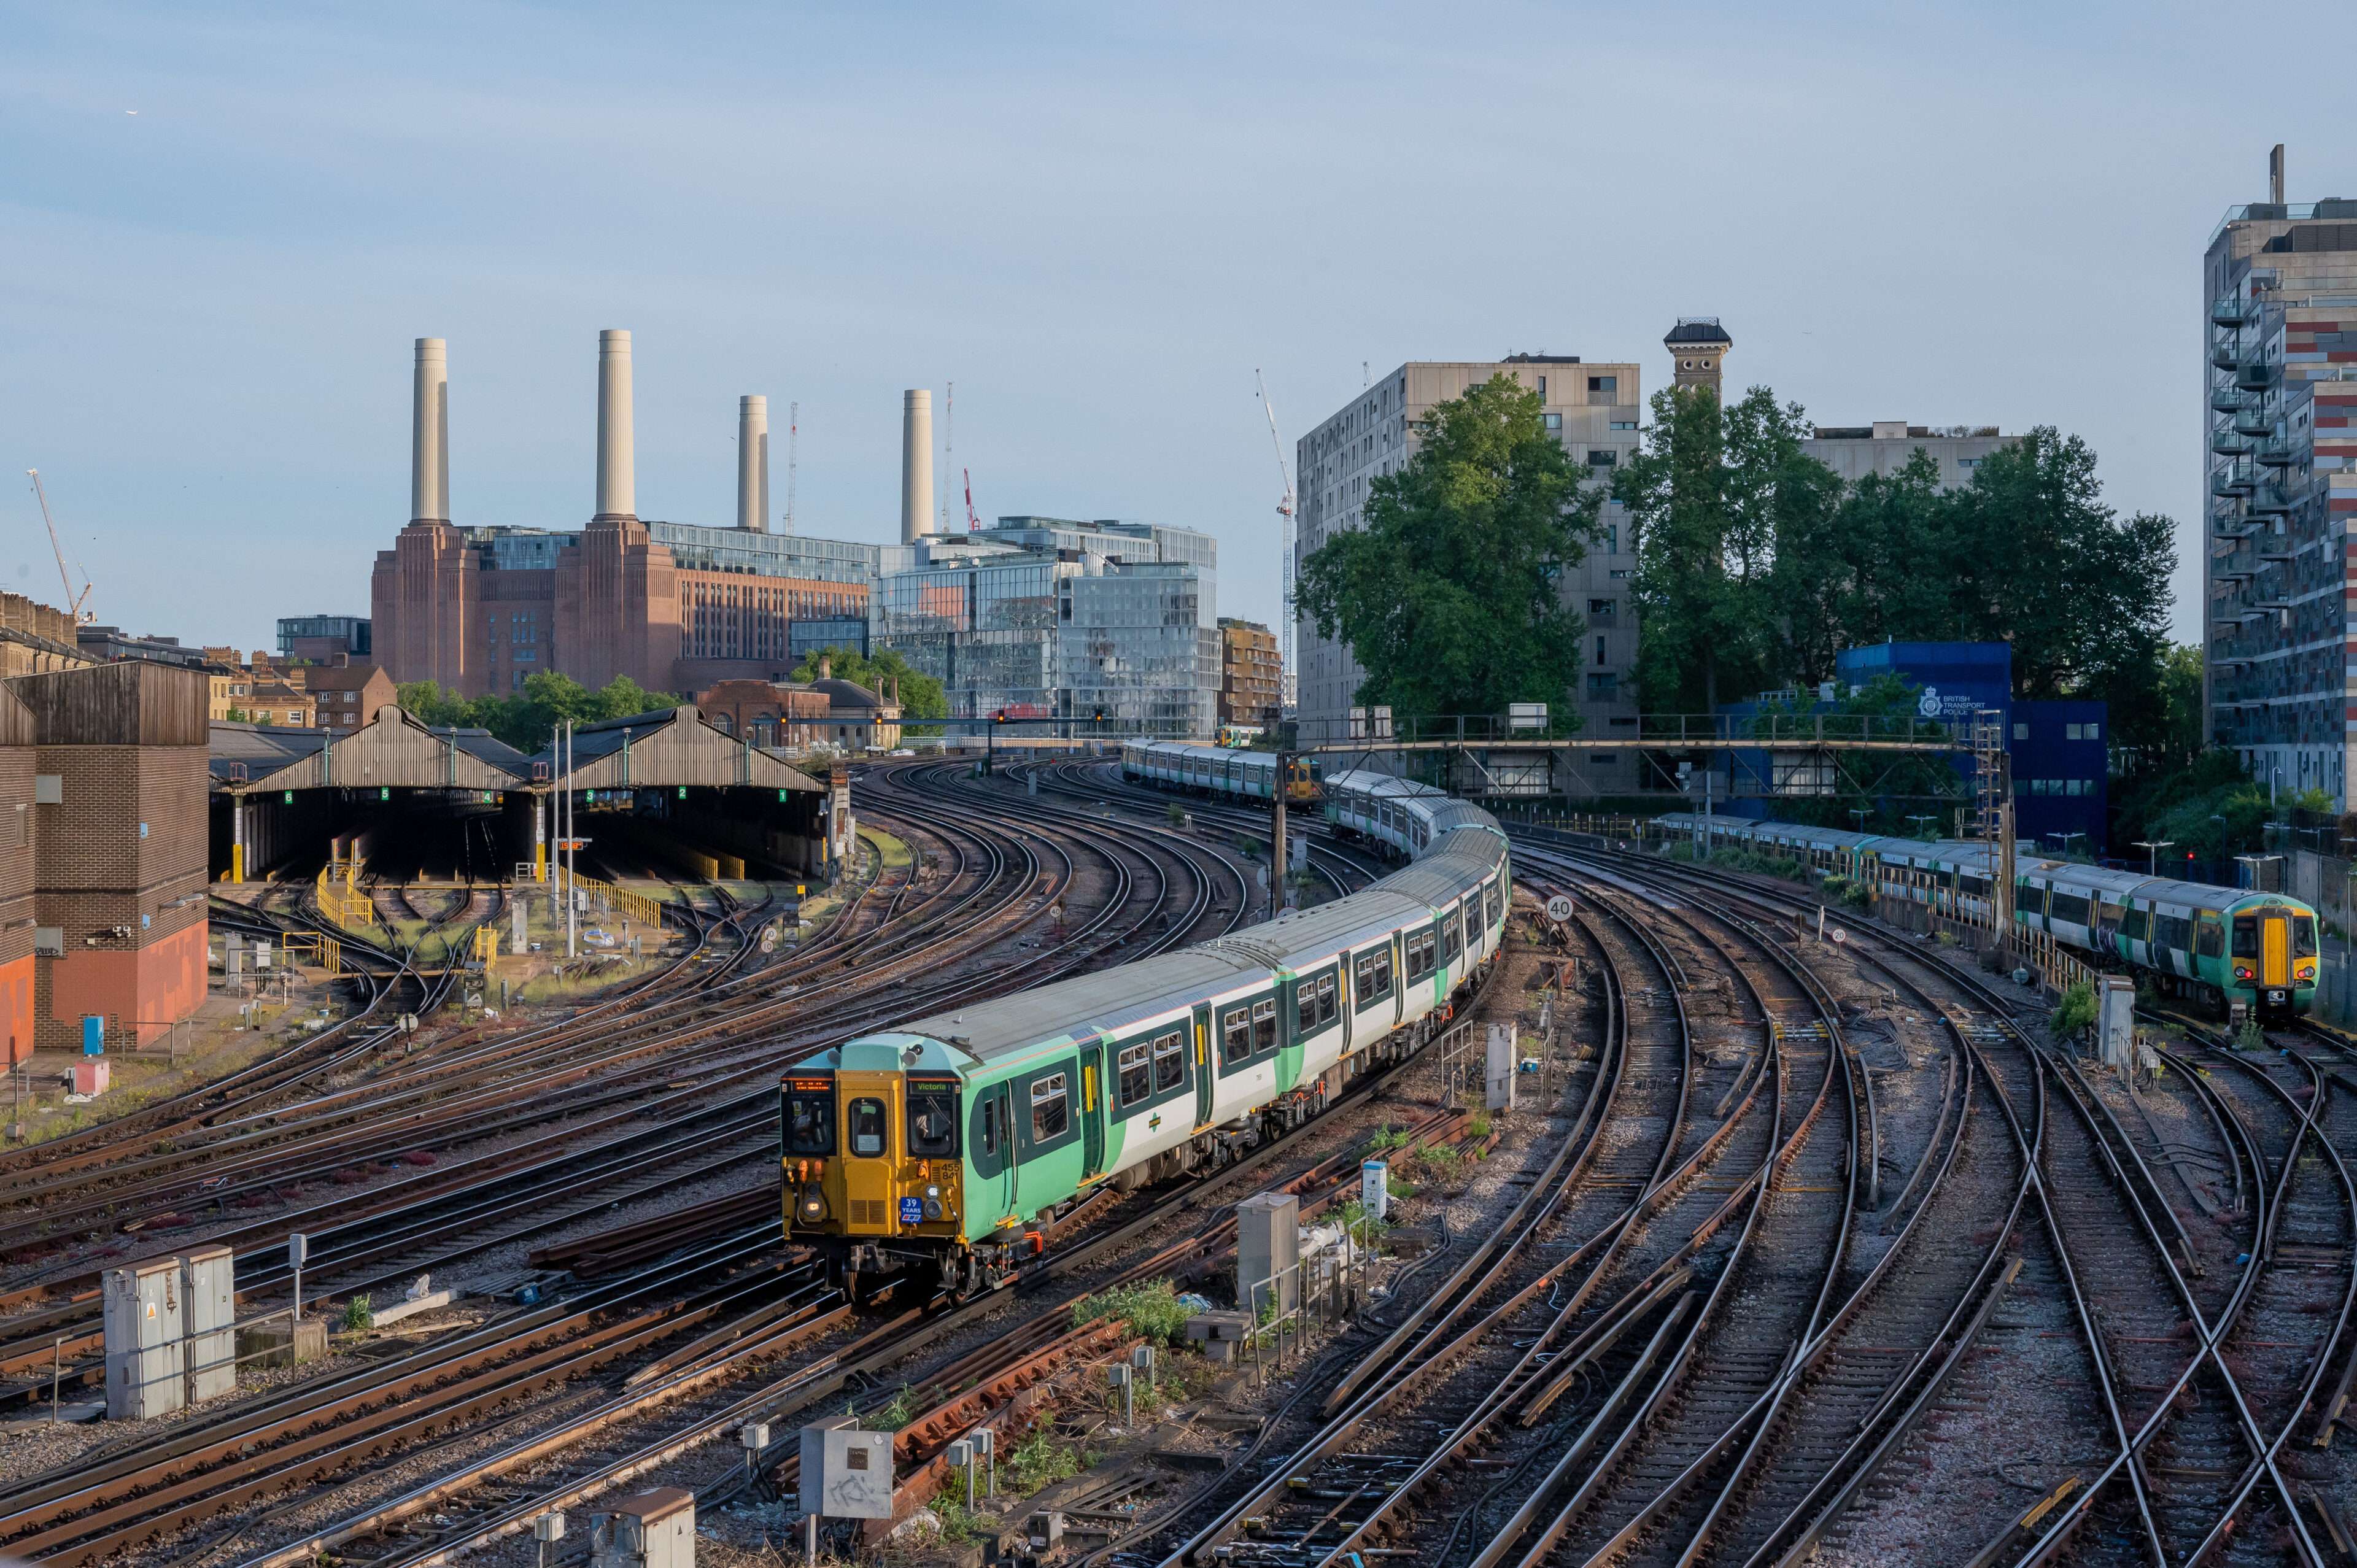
[[2048, 892, 2090, 926], [784, 1090, 836, 1156], [1118, 1043, 1151, 1106], [905, 1084, 959, 1157], [1464, 904, 1480, 949], [1223, 1007, 1253, 1065], [2232, 916, 2258, 958], [1253, 999, 1278, 1052], [1486, 882, 1502, 927], [1406, 931, 1436, 981], [2296, 916, 2318, 958], [2123, 909, 2150, 942], [2197, 917, 2223, 957], [1300, 974, 1337, 1028], [848, 1097, 887, 1157], [2158, 915, 2192, 952], [1442, 914, 1463, 962], [1153, 1030, 1186, 1091], [1031, 1074, 1068, 1141], [1354, 948, 1393, 1004]]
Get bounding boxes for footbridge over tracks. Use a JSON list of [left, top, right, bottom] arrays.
[[210, 704, 852, 884]]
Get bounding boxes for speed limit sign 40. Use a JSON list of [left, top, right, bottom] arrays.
[[1545, 895, 1576, 922]]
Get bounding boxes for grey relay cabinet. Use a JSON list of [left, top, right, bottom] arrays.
[[103, 1259, 184, 1420], [588, 1488, 695, 1568], [182, 1246, 236, 1403]]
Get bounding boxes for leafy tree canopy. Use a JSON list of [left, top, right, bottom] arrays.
[[395, 671, 679, 754], [786, 645, 948, 721], [1295, 376, 1601, 726]]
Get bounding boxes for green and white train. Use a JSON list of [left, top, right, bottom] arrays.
[[1655, 814, 2319, 1021], [784, 788, 1512, 1296]]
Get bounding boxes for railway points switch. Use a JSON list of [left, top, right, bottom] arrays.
[[588, 1486, 697, 1568], [103, 1257, 184, 1420], [1236, 1192, 1300, 1318], [799, 1416, 895, 1520]]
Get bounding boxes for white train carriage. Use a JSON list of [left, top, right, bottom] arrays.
[[1324, 770, 1455, 860]]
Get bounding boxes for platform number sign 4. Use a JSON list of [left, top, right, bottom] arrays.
[[1545, 895, 1575, 922]]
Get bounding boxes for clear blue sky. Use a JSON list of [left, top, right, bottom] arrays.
[[4, 2, 2346, 654]]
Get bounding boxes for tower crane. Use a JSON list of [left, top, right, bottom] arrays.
[[25, 471, 95, 624], [1256, 372, 1298, 708], [964, 467, 981, 531]]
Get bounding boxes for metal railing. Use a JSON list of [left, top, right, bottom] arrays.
[[314, 867, 375, 930], [555, 867, 670, 929], [1298, 711, 1973, 751]]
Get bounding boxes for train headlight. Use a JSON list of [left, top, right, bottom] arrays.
[[924, 1199, 945, 1221], [2235, 966, 2254, 981], [2297, 963, 2317, 981], [924, 1184, 941, 1200], [797, 1186, 827, 1224]]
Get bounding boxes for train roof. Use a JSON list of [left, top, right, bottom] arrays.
[[897, 948, 1272, 1066], [1325, 770, 1450, 800]]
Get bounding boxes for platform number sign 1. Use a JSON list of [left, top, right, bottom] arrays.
[[1545, 895, 1575, 923]]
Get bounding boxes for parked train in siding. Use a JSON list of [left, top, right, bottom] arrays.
[[1654, 814, 2319, 1020], [1123, 740, 1321, 803], [783, 784, 1513, 1296]]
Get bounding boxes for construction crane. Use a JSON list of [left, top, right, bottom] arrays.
[[25, 471, 95, 624], [1255, 372, 1298, 707], [964, 467, 981, 531]]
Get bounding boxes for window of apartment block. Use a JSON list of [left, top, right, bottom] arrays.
[[1536, 376, 1546, 396], [1587, 375, 1617, 406], [1595, 636, 1608, 665], [1611, 420, 1638, 431], [1587, 450, 1616, 467], [1589, 598, 1616, 617], [1543, 413, 1562, 431], [1587, 673, 1617, 698]]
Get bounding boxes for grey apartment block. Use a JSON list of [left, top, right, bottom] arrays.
[[1802, 422, 2014, 490], [872, 517, 1219, 736], [2202, 149, 2357, 809], [1293, 357, 1643, 756]]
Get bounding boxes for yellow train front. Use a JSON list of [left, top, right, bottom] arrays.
[[782, 1036, 999, 1297]]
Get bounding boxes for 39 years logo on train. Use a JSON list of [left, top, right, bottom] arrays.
[[899, 1196, 924, 1225]]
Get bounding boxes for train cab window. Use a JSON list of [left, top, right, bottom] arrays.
[[1297, 975, 1337, 1030], [905, 1083, 959, 1157], [847, 1097, 887, 1157], [1118, 1043, 1151, 1106], [1153, 1030, 1186, 1091], [1354, 947, 1393, 1005], [784, 1086, 837, 1156], [1222, 1006, 1253, 1065], [1031, 1074, 1069, 1141], [2296, 915, 2318, 958], [1253, 999, 1278, 1052], [2197, 916, 2223, 957], [2232, 916, 2258, 958], [1406, 930, 1437, 981]]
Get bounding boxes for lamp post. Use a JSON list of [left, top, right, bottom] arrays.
[[2132, 839, 2175, 878], [2056, 831, 2085, 859], [1848, 808, 1868, 833], [1907, 814, 1936, 841]]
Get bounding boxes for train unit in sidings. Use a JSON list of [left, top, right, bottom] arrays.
[[1654, 814, 2319, 1020], [1122, 739, 1322, 803], [783, 788, 1512, 1296]]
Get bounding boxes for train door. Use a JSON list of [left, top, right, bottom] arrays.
[[837, 1070, 895, 1233], [2261, 909, 2291, 989], [1079, 1044, 1105, 1180], [1192, 1004, 1214, 1129]]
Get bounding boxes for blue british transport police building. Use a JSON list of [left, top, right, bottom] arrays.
[[1715, 640, 2108, 856]]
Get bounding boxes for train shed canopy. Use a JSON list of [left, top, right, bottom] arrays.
[[530, 705, 824, 792], [211, 706, 532, 792]]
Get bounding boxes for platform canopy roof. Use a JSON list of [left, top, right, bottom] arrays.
[[530, 705, 825, 793], [211, 706, 535, 792]]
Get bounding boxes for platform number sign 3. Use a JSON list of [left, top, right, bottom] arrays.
[[1545, 895, 1575, 922]]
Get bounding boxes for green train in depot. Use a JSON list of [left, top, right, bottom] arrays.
[[782, 791, 1512, 1297], [1655, 814, 2320, 1021]]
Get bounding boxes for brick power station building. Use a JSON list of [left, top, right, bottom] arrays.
[[371, 333, 872, 698]]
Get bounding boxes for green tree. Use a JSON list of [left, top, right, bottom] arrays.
[[394, 674, 677, 754], [1745, 674, 1970, 833], [1770, 448, 1952, 684], [788, 645, 948, 724], [1943, 427, 2175, 701], [1615, 384, 1840, 712], [1295, 375, 1601, 724]]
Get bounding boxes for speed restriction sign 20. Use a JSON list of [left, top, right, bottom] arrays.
[[1545, 895, 1576, 922]]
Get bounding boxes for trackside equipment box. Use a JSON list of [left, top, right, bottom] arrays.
[[588, 1487, 695, 1568], [103, 1258, 184, 1419], [182, 1247, 236, 1403], [800, 1416, 895, 1518]]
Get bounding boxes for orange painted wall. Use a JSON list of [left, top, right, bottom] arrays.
[[46, 922, 207, 1048], [0, 954, 29, 1065]]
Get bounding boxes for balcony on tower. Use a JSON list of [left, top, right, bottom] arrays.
[[2254, 434, 2304, 467], [2212, 427, 2254, 457], [2237, 352, 2283, 391], [2233, 401, 2274, 437], [2212, 291, 2261, 327], [2212, 459, 2257, 496], [2248, 481, 2294, 514], [2213, 385, 2261, 416]]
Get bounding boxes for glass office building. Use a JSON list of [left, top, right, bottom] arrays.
[[871, 518, 1219, 735]]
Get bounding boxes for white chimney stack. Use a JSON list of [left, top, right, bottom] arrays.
[[738, 395, 769, 533], [411, 338, 447, 523], [902, 388, 934, 544], [596, 329, 635, 522]]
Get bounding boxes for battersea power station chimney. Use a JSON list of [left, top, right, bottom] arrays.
[[595, 329, 635, 522], [901, 388, 934, 544], [411, 338, 448, 523], [738, 395, 769, 532]]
